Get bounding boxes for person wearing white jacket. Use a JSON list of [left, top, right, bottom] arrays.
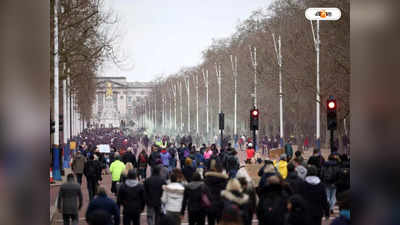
[[161, 172, 185, 225]]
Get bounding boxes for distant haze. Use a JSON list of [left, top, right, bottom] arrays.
[[99, 0, 271, 82]]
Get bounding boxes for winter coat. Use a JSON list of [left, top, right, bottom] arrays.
[[204, 171, 229, 215], [72, 154, 85, 174], [85, 193, 120, 225], [122, 151, 137, 168], [221, 188, 250, 225], [258, 163, 278, 189], [286, 171, 305, 194], [243, 186, 258, 225], [302, 176, 330, 220], [149, 151, 161, 168], [117, 179, 145, 215], [109, 160, 125, 182], [84, 159, 102, 181], [257, 183, 289, 225], [246, 148, 255, 160], [203, 150, 213, 160], [285, 144, 293, 159], [182, 165, 195, 182], [181, 181, 206, 214], [274, 160, 288, 179], [295, 165, 308, 180], [307, 155, 325, 176], [161, 182, 185, 213], [144, 174, 166, 207], [137, 152, 148, 169], [57, 181, 83, 215], [160, 149, 171, 167], [321, 160, 341, 185]]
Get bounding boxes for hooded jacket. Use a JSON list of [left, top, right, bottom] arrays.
[[274, 160, 288, 179], [160, 149, 171, 167], [86, 193, 120, 225], [302, 176, 330, 219], [144, 174, 166, 207], [286, 171, 305, 195], [161, 182, 185, 213], [181, 181, 205, 213], [295, 164, 308, 180], [117, 179, 145, 215], [257, 183, 288, 225], [204, 171, 229, 214], [221, 180, 250, 225]]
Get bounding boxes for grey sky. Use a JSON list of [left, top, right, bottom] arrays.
[[99, 0, 271, 82]]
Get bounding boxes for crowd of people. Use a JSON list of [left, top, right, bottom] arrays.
[[56, 128, 350, 225]]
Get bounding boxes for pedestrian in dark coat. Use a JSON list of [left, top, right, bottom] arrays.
[[302, 165, 330, 225], [181, 172, 207, 225], [144, 166, 166, 225], [122, 147, 137, 168], [331, 190, 350, 225], [204, 164, 229, 225], [284, 194, 310, 225], [57, 174, 83, 225], [84, 154, 103, 201], [221, 179, 250, 225], [86, 186, 120, 225], [117, 170, 145, 225], [182, 157, 195, 182], [307, 149, 325, 177], [256, 176, 288, 225], [137, 149, 148, 180], [286, 163, 305, 195], [238, 177, 258, 225]]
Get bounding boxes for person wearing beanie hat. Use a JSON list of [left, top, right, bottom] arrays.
[[274, 154, 288, 179]]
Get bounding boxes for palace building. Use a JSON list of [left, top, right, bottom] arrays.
[[92, 76, 154, 128]]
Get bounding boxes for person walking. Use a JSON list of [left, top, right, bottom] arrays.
[[302, 165, 330, 225], [109, 154, 125, 195], [181, 172, 207, 225], [284, 141, 294, 161], [161, 171, 185, 225], [144, 166, 166, 225], [274, 154, 289, 179], [122, 147, 137, 169], [220, 179, 250, 225], [117, 170, 146, 225], [182, 157, 195, 182], [204, 163, 229, 225], [246, 143, 255, 164], [57, 174, 83, 225], [84, 155, 102, 201], [71, 151, 86, 185], [86, 186, 120, 225], [137, 149, 148, 181], [307, 149, 325, 177], [321, 154, 341, 215]]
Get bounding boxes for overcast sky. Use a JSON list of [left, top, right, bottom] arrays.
[[99, 0, 272, 82]]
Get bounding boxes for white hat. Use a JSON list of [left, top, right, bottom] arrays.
[[248, 143, 253, 147]]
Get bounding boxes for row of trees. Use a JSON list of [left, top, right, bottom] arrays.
[[50, 0, 120, 124], [138, 0, 349, 147]]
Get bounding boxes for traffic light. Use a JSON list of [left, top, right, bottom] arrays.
[[250, 108, 259, 130], [59, 115, 63, 131], [51, 120, 55, 133], [327, 96, 337, 130], [219, 113, 224, 130]]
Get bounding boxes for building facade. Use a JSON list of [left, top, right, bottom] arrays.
[[92, 76, 153, 128]]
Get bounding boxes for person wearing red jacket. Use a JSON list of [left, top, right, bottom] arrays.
[[246, 143, 255, 164]]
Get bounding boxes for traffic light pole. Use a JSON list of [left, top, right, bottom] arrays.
[[330, 129, 334, 153], [253, 128, 257, 152]]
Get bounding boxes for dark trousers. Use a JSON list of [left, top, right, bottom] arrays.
[[189, 210, 205, 225], [76, 173, 83, 185], [310, 216, 322, 225], [147, 205, 161, 225], [167, 211, 182, 225], [87, 178, 97, 202], [123, 212, 141, 225], [207, 212, 220, 225], [138, 168, 146, 180], [63, 213, 78, 225]]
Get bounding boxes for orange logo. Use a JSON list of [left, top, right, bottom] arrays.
[[320, 10, 327, 18]]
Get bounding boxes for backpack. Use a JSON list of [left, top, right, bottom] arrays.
[[322, 165, 338, 184]]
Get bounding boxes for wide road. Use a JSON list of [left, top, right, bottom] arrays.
[[51, 144, 337, 225]]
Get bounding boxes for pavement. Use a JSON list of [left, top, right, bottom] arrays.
[[50, 144, 337, 225]]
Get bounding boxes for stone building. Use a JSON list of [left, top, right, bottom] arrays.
[[92, 76, 154, 128]]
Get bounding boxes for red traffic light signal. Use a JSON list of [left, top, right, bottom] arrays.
[[327, 100, 336, 110], [251, 109, 259, 117]]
